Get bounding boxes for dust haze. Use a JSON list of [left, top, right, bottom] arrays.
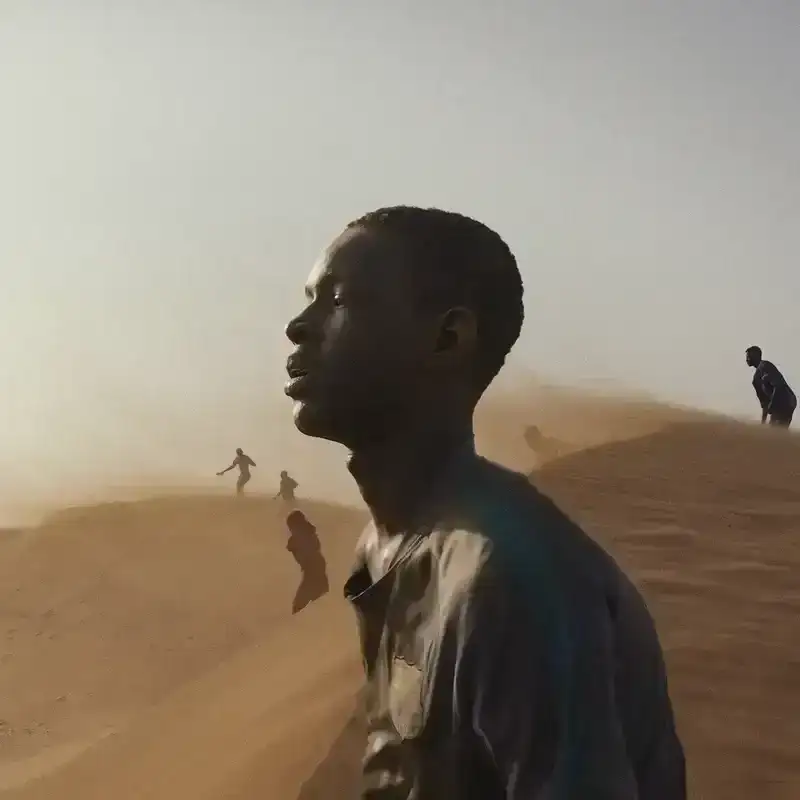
[[3, 2, 799, 797], [1, 372, 706, 527], [0, 382, 798, 798]]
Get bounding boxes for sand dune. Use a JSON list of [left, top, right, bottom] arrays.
[[1, 396, 799, 798], [0, 495, 365, 792]]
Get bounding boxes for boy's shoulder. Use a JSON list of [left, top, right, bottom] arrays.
[[431, 455, 624, 611]]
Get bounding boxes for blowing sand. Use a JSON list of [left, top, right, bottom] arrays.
[[0, 391, 798, 798]]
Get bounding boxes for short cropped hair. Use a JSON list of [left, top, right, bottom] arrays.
[[347, 206, 524, 392], [746, 345, 762, 360]]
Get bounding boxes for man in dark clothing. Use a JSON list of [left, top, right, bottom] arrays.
[[284, 206, 686, 798], [746, 345, 797, 428], [275, 470, 299, 507]]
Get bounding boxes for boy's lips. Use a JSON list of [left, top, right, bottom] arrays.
[[285, 373, 312, 398], [285, 354, 314, 397]]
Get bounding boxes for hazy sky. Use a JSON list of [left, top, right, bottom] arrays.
[[1, 1, 798, 517]]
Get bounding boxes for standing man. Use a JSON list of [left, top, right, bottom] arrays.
[[284, 206, 685, 799], [216, 448, 256, 495], [746, 345, 797, 428]]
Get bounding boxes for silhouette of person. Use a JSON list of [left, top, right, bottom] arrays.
[[285, 510, 329, 613], [284, 206, 685, 799], [216, 448, 256, 495], [524, 424, 547, 476], [274, 470, 298, 507], [523, 424, 563, 476], [746, 345, 797, 428], [524, 423, 543, 450]]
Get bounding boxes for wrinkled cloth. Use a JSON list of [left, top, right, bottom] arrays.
[[344, 448, 686, 799]]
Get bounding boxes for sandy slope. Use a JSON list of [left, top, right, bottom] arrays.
[[1, 398, 799, 798], [0, 496, 366, 793]]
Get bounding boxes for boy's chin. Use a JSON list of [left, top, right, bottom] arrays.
[[292, 400, 342, 444]]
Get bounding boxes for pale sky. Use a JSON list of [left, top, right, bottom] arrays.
[[1, 1, 798, 519]]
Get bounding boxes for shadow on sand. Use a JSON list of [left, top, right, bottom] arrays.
[[295, 701, 366, 799], [286, 510, 330, 614]]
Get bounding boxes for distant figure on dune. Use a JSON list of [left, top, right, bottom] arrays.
[[284, 206, 685, 798], [285, 510, 329, 614], [746, 346, 796, 428], [274, 470, 298, 507], [216, 448, 256, 495], [524, 423, 544, 450], [524, 424, 562, 473]]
